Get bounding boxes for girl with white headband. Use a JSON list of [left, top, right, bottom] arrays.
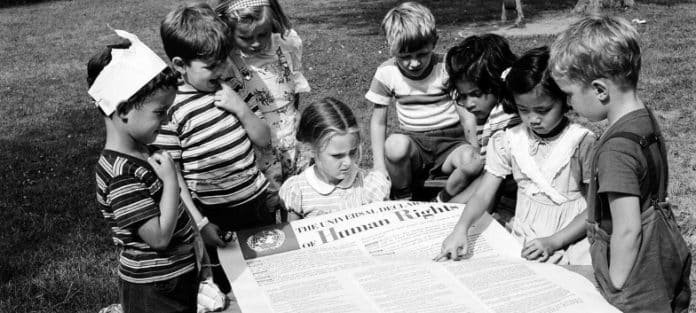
[[216, 0, 311, 221]]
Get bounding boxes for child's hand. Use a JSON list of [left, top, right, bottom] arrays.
[[521, 237, 560, 262], [147, 151, 178, 185], [200, 222, 226, 248], [213, 82, 247, 117], [434, 226, 470, 261]]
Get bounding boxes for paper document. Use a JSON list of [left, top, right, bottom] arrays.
[[218, 201, 619, 313]]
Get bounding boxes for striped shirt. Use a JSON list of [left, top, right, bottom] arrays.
[[154, 84, 268, 207], [477, 104, 521, 157], [365, 54, 460, 132], [279, 166, 391, 218], [95, 150, 196, 284]]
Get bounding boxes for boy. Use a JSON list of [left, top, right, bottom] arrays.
[[90, 30, 198, 312], [156, 3, 274, 293], [367, 1, 479, 201], [550, 15, 691, 312]]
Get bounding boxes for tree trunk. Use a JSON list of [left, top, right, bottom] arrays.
[[573, 0, 635, 14]]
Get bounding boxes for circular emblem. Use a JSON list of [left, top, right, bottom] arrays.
[[246, 229, 286, 252]]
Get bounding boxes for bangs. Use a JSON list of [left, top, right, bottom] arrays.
[[395, 34, 434, 54]]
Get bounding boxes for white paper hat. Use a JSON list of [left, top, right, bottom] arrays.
[[88, 29, 167, 116]]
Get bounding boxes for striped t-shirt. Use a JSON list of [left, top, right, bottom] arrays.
[[278, 166, 390, 218], [477, 104, 521, 157], [365, 54, 460, 132], [95, 150, 197, 284], [154, 84, 268, 207]]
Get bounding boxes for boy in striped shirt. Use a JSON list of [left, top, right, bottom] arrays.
[[155, 3, 274, 293], [90, 30, 198, 312], [367, 2, 479, 200]]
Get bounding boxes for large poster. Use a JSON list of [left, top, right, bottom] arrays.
[[219, 201, 619, 313]]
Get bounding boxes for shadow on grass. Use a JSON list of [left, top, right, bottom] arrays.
[[0, 0, 72, 9]]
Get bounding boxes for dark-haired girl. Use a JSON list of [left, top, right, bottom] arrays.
[[438, 47, 594, 265]]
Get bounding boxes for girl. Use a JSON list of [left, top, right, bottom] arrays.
[[437, 47, 595, 265], [279, 98, 390, 220], [216, 0, 311, 212], [442, 34, 521, 215]]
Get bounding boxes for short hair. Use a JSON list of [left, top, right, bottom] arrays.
[[296, 97, 361, 159], [550, 15, 641, 89], [503, 46, 568, 114], [381, 2, 438, 55], [445, 33, 516, 97], [87, 42, 180, 116], [160, 2, 232, 63], [216, 0, 291, 37]]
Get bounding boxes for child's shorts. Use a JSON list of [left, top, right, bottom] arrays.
[[120, 269, 198, 313], [195, 191, 276, 232], [400, 123, 470, 181]]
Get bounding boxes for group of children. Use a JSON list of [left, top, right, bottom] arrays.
[[89, 0, 690, 312]]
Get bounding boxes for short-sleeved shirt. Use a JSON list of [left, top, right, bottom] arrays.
[[154, 84, 268, 207], [591, 108, 661, 232], [477, 104, 521, 157], [279, 166, 390, 218], [365, 54, 460, 132], [95, 150, 197, 283]]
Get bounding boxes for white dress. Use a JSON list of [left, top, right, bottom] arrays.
[[485, 122, 595, 265]]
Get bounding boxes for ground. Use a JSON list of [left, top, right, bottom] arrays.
[[0, 0, 695, 312]]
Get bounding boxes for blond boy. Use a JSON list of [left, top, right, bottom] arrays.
[[367, 1, 479, 200], [550, 15, 691, 312]]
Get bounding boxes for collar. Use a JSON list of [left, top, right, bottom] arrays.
[[304, 165, 360, 195]]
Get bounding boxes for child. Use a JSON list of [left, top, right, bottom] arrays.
[[155, 2, 274, 293], [443, 34, 521, 219], [550, 16, 691, 311], [216, 0, 311, 213], [436, 46, 594, 266], [89, 29, 198, 312], [367, 2, 479, 201], [279, 98, 390, 220]]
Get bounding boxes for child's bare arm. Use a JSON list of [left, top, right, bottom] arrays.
[[607, 193, 641, 289], [214, 83, 271, 147], [138, 152, 181, 250], [455, 105, 480, 149], [522, 209, 588, 261], [435, 172, 503, 261], [175, 165, 226, 247], [370, 104, 388, 175]]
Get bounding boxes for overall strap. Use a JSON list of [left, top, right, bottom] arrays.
[[596, 109, 668, 221]]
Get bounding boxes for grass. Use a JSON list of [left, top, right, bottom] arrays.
[[1, 0, 694, 312]]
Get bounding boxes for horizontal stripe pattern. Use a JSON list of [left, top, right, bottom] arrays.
[[153, 88, 268, 206], [95, 150, 196, 283], [477, 104, 522, 157], [279, 167, 390, 217], [365, 55, 460, 132]]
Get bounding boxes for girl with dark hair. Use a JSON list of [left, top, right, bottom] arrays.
[[438, 47, 595, 265]]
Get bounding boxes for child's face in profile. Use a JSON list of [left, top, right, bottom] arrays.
[[395, 42, 435, 79], [454, 78, 498, 123], [313, 133, 359, 185], [513, 86, 565, 135], [234, 21, 272, 55], [123, 87, 176, 145], [177, 58, 230, 93], [554, 76, 606, 122]]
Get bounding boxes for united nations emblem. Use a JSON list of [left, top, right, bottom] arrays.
[[246, 229, 286, 252]]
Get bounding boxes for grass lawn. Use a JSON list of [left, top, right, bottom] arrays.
[[1, 0, 694, 312]]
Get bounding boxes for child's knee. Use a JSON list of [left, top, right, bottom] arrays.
[[384, 134, 412, 162], [450, 145, 483, 174]]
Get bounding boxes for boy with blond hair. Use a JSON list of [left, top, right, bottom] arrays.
[[156, 2, 274, 293], [367, 1, 478, 201], [89, 29, 198, 312], [550, 15, 691, 312]]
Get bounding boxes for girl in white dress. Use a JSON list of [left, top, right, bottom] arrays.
[[438, 47, 594, 265]]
